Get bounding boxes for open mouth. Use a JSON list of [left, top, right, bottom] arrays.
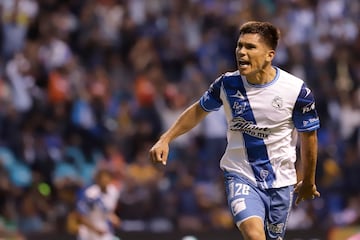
[[238, 60, 250, 67]]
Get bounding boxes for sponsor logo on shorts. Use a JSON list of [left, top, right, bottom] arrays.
[[231, 198, 246, 216], [267, 222, 284, 234]]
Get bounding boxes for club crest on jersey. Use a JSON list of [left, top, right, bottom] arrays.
[[272, 96, 283, 110]]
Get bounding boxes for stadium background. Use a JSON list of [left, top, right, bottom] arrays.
[[0, 0, 359, 239]]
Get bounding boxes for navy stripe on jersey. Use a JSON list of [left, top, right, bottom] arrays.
[[292, 83, 320, 132], [224, 75, 275, 189], [200, 75, 223, 112], [76, 186, 114, 233], [76, 186, 110, 214]]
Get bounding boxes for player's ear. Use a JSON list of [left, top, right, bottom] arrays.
[[266, 50, 275, 62]]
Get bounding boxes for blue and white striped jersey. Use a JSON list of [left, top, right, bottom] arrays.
[[199, 67, 320, 189], [76, 183, 120, 240]]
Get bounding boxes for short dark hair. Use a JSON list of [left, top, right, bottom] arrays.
[[95, 168, 113, 181], [239, 21, 280, 50]]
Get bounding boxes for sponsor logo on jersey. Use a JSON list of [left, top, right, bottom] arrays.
[[230, 90, 245, 99], [302, 102, 315, 114], [303, 117, 319, 127], [232, 101, 247, 115], [203, 91, 211, 101], [260, 170, 269, 180], [230, 117, 271, 138], [230, 90, 247, 115]]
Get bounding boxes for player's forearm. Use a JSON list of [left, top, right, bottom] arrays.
[[160, 101, 208, 143], [299, 131, 318, 185], [78, 215, 102, 233]]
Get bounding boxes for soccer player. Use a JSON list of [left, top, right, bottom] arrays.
[[150, 21, 320, 240], [75, 168, 121, 240]]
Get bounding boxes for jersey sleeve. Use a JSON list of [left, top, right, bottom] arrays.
[[199, 75, 223, 112], [292, 83, 320, 132], [76, 190, 90, 215]]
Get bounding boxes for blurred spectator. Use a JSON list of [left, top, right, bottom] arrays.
[[0, 0, 39, 60], [0, 164, 25, 239], [5, 52, 35, 113], [17, 190, 53, 234], [74, 168, 121, 240]]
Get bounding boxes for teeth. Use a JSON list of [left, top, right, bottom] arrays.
[[239, 61, 250, 65]]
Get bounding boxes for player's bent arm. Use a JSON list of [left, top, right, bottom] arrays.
[[150, 101, 209, 164], [77, 213, 106, 235], [160, 101, 209, 142], [108, 212, 121, 227]]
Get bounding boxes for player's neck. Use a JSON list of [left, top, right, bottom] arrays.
[[246, 66, 276, 85]]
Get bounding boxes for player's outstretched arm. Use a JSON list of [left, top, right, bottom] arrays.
[[295, 130, 321, 205], [149, 101, 209, 165]]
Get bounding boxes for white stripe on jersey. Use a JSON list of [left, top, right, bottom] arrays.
[[199, 67, 320, 189], [77, 184, 120, 240]]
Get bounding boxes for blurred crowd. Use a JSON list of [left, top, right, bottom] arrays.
[[0, 0, 359, 238]]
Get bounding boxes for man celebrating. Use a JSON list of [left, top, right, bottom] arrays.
[[150, 21, 320, 240]]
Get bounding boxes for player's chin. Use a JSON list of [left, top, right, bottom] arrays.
[[238, 67, 250, 75]]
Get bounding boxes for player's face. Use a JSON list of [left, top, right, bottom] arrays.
[[98, 172, 112, 192], [235, 33, 275, 77]]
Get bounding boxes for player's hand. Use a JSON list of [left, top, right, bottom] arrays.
[[93, 228, 106, 236], [149, 139, 169, 166], [294, 180, 320, 205], [108, 213, 121, 227]]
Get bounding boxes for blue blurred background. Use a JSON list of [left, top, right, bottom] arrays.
[[0, 0, 359, 239]]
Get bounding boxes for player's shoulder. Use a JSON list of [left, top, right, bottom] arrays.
[[223, 70, 240, 77], [213, 70, 239, 79], [222, 70, 240, 80], [83, 184, 101, 199], [276, 67, 304, 86], [106, 184, 120, 197], [209, 70, 239, 89], [215, 70, 240, 85]]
